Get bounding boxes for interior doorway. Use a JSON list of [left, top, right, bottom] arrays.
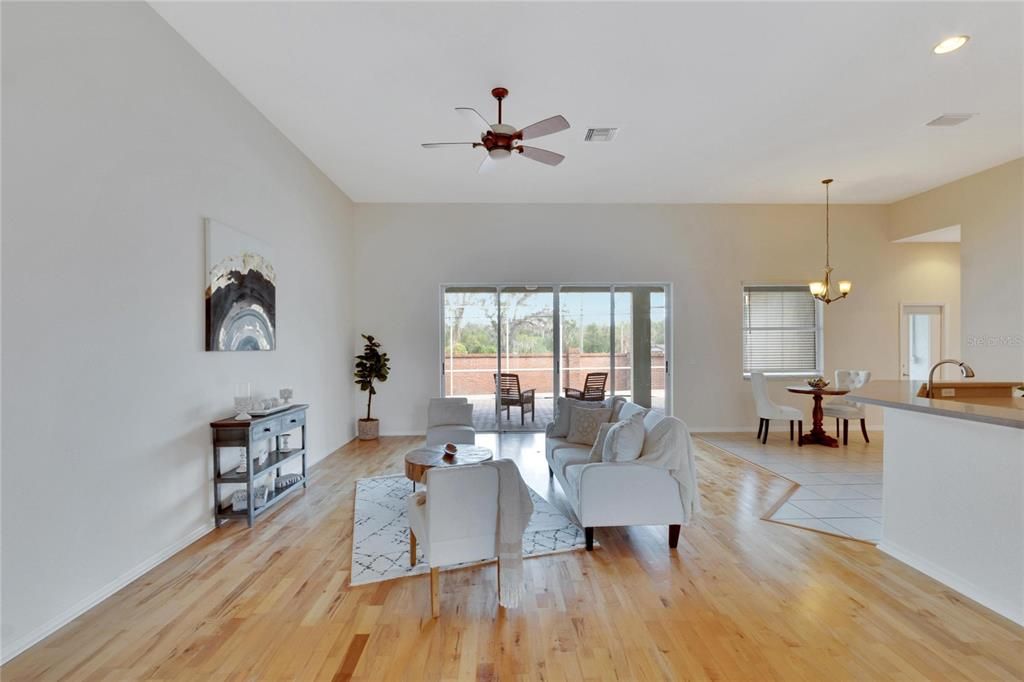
[[899, 304, 944, 380]]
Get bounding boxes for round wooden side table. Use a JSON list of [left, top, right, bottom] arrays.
[[403, 445, 493, 487]]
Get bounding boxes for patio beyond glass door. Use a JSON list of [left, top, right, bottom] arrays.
[[442, 283, 671, 432], [497, 287, 555, 431]]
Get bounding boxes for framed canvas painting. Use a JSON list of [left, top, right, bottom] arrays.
[[205, 218, 276, 351]]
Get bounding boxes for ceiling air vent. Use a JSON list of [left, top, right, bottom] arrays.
[[584, 127, 618, 142], [926, 113, 975, 127]]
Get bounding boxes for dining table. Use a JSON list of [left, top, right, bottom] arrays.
[[786, 385, 850, 447]]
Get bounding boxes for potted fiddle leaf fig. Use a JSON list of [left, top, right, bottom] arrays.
[[354, 334, 390, 440]]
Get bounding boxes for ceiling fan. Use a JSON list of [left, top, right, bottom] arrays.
[[421, 87, 570, 173]]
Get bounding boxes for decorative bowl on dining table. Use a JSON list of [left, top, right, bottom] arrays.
[[806, 376, 830, 390]]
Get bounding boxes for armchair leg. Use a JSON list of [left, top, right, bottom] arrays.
[[409, 530, 417, 567], [860, 418, 870, 443], [430, 567, 440, 618], [797, 421, 803, 447], [548, 465, 553, 477], [843, 419, 849, 445], [521, 406, 525, 425], [836, 418, 840, 438], [789, 420, 794, 440], [668, 524, 681, 549], [757, 418, 764, 439], [585, 527, 594, 551], [762, 420, 769, 444]]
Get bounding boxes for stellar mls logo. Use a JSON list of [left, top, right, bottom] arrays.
[[966, 334, 1024, 347]]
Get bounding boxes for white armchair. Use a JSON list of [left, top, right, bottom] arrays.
[[823, 370, 871, 444], [407, 464, 498, 617], [425, 397, 475, 447], [750, 372, 803, 445]]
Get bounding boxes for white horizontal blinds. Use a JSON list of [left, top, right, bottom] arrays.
[[743, 286, 820, 374]]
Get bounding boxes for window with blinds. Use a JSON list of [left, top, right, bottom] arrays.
[[742, 285, 823, 376]]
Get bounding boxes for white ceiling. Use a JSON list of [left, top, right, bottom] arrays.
[[152, 2, 1023, 204]]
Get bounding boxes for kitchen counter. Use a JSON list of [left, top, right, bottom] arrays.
[[847, 379, 1023, 625], [849, 380, 1023, 429]]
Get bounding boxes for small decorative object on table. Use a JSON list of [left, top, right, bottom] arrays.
[[280, 387, 293, 404], [234, 382, 253, 420], [443, 442, 458, 459], [806, 376, 830, 390], [231, 485, 270, 512], [280, 433, 292, 451], [276, 473, 302, 490]]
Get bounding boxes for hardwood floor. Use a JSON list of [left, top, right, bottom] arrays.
[[4, 434, 1022, 680]]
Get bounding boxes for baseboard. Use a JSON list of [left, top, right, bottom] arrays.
[[877, 540, 1024, 626], [1, 521, 216, 665]]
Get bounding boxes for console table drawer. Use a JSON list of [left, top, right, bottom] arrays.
[[281, 412, 306, 430], [250, 418, 282, 441]]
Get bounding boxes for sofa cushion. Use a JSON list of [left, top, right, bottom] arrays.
[[567, 406, 612, 445], [589, 422, 615, 462], [553, 447, 592, 479], [603, 411, 646, 462], [643, 409, 665, 433], [550, 397, 616, 438], [564, 463, 587, 497], [617, 401, 648, 422]]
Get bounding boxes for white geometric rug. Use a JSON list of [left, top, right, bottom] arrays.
[[350, 474, 592, 586]]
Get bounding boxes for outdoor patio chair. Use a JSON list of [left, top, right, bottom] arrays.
[[563, 372, 608, 401], [494, 373, 535, 424]]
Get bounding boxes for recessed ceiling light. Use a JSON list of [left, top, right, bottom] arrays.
[[933, 35, 970, 54]]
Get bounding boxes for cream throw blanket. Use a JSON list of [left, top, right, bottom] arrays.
[[484, 459, 534, 608], [639, 416, 702, 524]]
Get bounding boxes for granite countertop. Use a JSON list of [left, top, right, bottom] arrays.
[[848, 381, 1024, 429]]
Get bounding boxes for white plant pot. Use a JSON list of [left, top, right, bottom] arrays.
[[357, 418, 380, 440]]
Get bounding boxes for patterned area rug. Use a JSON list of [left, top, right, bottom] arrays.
[[351, 474, 591, 586]]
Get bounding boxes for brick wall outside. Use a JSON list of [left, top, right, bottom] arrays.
[[443, 352, 666, 396]]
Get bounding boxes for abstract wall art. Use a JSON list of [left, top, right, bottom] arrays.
[[205, 219, 276, 351]]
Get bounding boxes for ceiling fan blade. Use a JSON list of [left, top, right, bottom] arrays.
[[456, 107, 491, 136], [518, 146, 565, 166], [517, 115, 570, 140], [478, 154, 499, 174], [421, 142, 478, 148]]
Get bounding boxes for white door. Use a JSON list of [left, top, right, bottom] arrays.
[[900, 305, 943, 380]]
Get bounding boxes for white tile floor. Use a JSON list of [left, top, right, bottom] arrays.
[[696, 431, 884, 543]]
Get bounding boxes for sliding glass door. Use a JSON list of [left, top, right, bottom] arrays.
[[442, 283, 670, 432]]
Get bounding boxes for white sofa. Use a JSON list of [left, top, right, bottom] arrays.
[[425, 397, 475, 447], [545, 401, 691, 551]]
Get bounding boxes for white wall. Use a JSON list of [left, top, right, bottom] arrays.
[[888, 158, 1024, 379], [353, 203, 960, 434], [1, 2, 356, 661]]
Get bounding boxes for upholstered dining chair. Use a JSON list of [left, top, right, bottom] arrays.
[[563, 372, 608, 401], [823, 369, 872, 444], [494, 373, 535, 424], [750, 372, 803, 445], [407, 464, 499, 618]]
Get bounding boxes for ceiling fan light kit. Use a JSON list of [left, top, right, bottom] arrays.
[[422, 86, 570, 172]]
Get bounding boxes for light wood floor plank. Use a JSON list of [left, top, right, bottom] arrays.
[[3, 433, 1022, 680]]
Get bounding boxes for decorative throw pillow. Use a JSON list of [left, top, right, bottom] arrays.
[[617, 401, 649, 422], [551, 398, 613, 439], [567, 406, 612, 445], [603, 412, 646, 462], [589, 422, 615, 462], [609, 396, 628, 421]]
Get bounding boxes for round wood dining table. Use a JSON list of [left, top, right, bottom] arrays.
[[786, 385, 849, 447]]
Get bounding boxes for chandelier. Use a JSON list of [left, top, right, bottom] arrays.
[[809, 178, 851, 304]]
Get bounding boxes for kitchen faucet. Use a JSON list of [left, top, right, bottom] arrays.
[[926, 359, 975, 398]]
